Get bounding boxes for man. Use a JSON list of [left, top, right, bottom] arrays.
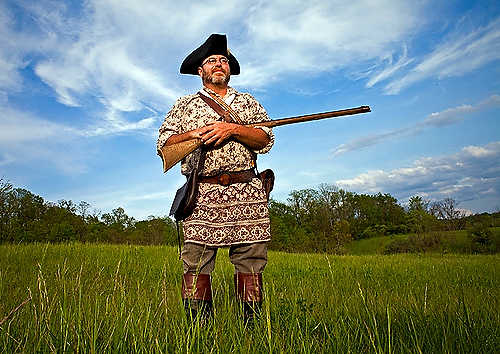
[[157, 34, 274, 324]]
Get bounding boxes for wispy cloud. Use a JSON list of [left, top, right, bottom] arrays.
[[1, 0, 434, 143], [20, 0, 248, 110], [0, 104, 157, 173], [0, 4, 32, 94], [331, 127, 420, 157], [33, 34, 182, 110], [331, 94, 500, 156], [0, 107, 74, 144], [365, 45, 414, 88], [4, 1, 498, 106], [336, 141, 500, 208], [422, 94, 500, 127], [0, 106, 88, 173], [82, 110, 158, 137], [382, 17, 500, 94], [236, 0, 424, 88], [26, 0, 425, 96]]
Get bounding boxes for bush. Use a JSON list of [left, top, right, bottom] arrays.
[[384, 233, 442, 254], [384, 238, 415, 254], [467, 223, 496, 254], [359, 225, 386, 239]]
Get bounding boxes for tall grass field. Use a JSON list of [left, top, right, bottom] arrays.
[[0, 243, 498, 353]]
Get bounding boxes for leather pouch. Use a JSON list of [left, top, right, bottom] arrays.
[[169, 170, 199, 221], [169, 149, 206, 221], [258, 169, 275, 201]]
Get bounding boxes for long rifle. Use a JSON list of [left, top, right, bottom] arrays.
[[159, 105, 371, 172]]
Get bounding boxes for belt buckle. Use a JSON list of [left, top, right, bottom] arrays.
[[218, 173, 231, 186]]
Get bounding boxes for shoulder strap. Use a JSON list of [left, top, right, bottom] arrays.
[[198, 92, 233, 123], [197, 92, 257, 165], [207, 92, 244, 124], [196, 147, 206, 175]]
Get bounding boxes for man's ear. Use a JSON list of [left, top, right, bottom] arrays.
[[197, 67, 203, 76]]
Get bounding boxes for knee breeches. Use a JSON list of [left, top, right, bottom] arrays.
[[181, 242, 268, 274]]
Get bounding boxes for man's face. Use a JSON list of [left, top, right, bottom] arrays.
[[198, 55, 231, 86]]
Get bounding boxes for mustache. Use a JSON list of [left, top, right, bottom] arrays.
[[200, 66, 230, 85]]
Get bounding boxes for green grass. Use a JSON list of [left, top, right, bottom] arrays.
[[0, 243, 499, 352], [345, 234, 405, 255]]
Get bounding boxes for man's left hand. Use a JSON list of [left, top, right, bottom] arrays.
[[200, 121, 237, 146], [200, 121, 270, 150]]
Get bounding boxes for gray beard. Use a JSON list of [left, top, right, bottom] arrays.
[[203, 71, 230, 86]]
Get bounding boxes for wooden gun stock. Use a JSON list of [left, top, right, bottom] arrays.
[[159, 105, 371, 173]]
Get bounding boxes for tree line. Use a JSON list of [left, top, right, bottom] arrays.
[[0, 179, 177, 245], [1, 179, 498, 252], [268, 184, 499, 253]]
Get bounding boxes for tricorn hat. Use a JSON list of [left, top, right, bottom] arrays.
[[180, 34, 240, 75]]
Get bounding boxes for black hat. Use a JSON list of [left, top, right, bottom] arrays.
[[180, 34, 240, 75]]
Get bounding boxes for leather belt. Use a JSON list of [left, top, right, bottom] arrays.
[[200, 169, 257, 186]]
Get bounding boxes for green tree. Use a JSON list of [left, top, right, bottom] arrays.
[[406, 195, 437, 233], [268, 199, 297, 251], [102, 207, 136, 230], [351, 193, 406, 239], [0, 179, 14, 240], [430, 198, 466, 230]]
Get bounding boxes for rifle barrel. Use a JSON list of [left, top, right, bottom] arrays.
[[247, 106, 371, 128]]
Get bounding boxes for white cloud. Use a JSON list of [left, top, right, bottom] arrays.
[[2, 0, 257, 144], [0, 0, 429, 143], [0, 106, 90, 173], [82, 109, 158, 137], [331, 126, 420, 157], [384, 18, 500, 94], [24, 0, 248, 112], [336, 141, 500, 206], [0, 1, 74, 95], [366, 45, 414, 88], [236, 0, 424, 88], [0, 104, 157, 174], [331, 94, 500, 156], [4, 0, 499, 107], [34, 36, 181, 110], [0, 107, 72, 144], [422, 94, 500, 127], [0, 6, 28, 94], [462, 146, 494, 158]]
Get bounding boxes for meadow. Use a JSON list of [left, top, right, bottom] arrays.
[[0, 243, 498, 353], [345, 228, 500, 255]]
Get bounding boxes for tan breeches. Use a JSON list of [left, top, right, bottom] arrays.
[[181, 242, 268, 275]]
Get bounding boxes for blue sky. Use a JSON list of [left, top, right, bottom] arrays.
[[1, 0, 499, 220]]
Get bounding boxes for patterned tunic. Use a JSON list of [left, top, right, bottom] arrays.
[[157, 87, 274, 246]]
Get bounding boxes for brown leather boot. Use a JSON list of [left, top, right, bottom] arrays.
[[235, 272, 263, 326], [182, 273, 213, 326]]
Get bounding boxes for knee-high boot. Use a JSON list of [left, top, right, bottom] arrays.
[[235, 272, 263, 325], [182, 273, 213, 325]]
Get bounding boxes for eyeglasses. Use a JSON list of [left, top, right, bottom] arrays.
[[202, 57, 229, 66]]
